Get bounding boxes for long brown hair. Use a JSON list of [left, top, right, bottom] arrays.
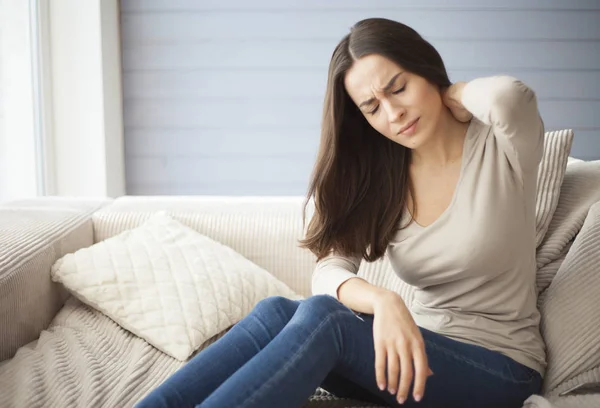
[[299, 18, 452, 262]]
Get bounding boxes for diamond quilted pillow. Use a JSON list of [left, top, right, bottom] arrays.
[[50, 212, 303, 361]]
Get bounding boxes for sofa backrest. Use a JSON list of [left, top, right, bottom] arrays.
[[0, 198, 110, 361], [91, 196, 415, 301], [92, 196, 321, 298]]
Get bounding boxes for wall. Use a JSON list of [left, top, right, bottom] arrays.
[[120, 0, 600, 196]]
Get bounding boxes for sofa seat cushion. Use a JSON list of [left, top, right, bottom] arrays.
[[0, 297, 386, 408]]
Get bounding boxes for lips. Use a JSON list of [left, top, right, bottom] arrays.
[[398, 118, 420, 135]]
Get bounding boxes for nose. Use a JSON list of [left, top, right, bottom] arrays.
[[381, 99, 405, 124]]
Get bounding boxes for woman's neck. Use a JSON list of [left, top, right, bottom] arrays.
[[411, 109, 469, 168]]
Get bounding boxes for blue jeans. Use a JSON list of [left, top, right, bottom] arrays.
[[135, 295, 542, 408]]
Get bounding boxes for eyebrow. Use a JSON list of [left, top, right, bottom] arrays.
[[358, 72, 404, 108]]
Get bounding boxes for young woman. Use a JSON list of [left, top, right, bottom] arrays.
[[136, 18, 545, 408]]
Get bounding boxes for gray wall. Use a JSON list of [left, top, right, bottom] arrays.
[[120, 0, 600, 196]]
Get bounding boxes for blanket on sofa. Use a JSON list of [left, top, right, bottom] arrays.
[[1, 161, 599, 408]]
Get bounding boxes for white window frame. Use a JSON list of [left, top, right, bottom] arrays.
[[0, 0, 39, 201], [1, 0, 126, 201]]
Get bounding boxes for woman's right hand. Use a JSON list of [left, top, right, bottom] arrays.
[[372, 291, 433, 404], [442, 82, 472, 123]]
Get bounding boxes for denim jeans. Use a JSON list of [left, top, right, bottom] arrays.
[[135, 294, 542, 408]]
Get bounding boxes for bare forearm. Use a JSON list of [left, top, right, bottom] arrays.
[[337, 277, 403, 314]]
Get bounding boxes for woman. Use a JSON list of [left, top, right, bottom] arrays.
[[136, 18, 545, 408]]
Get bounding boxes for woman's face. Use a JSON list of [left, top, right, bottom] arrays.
[[344, 54, 445, 150]]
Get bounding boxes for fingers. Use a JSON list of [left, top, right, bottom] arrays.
[[396, 343, 413, 404], [411, 346, 429, 403], [373, 324, 433, 403], [387, 348, 400, 395], [456, 108, 473, 123], [375, 342, 387, 392]]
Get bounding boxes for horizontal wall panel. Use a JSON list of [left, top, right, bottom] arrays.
[[126, 182, 311, 196], [121, 11, 600, 42], [123, 70, 328, 98], [122, 40, 600, 71], [126, 157, 314, 184], [570, 129, 600, 158], [123, 70, 600, 100], [123, 99, 600, 130], [539, 101, 600, 129], [125, 129, 321, 157], [125, 128, 598, 156], [121, 0, 600, 12], [123, 99, 323, 128]]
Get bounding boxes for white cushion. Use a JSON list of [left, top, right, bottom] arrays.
[[51, 213, 303, 361], [535, 129, 574, 248]]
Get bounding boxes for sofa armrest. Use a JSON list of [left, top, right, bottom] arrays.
[[0, 198, 111, 361]]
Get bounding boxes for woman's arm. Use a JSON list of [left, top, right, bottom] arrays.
[[332, 264, 434, 404], [311, 252, 362, 299], [312, 252, 398, 313], [446, 76, 545, 175], [337, 276, 399, 315]]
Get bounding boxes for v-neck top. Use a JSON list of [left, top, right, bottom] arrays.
[[311, 76, 547, 376]]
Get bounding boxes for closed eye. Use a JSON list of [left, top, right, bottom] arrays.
[[392, 85, 406, 94], [367, 85, 406, 115]]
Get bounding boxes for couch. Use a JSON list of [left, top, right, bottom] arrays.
[[1, 157, 600, 408]]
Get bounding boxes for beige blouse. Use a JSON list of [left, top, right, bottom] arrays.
[[311, 76, 547, 376]]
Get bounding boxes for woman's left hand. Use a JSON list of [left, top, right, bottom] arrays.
[[442, 82, 473, 123]]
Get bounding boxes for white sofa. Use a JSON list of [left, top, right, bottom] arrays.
[[1, 158, 600, 408]]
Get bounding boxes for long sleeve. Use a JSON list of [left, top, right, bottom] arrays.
[[311, 252, 363, 299], [461, 76, 544, 175]]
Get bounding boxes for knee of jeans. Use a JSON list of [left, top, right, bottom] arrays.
[[299, 294, 352, 320], [252, 295, 297, 318]]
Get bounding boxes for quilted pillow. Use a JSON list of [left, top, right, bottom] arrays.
[[50, 213, 303, 361], [535, 129, 574, 248]]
